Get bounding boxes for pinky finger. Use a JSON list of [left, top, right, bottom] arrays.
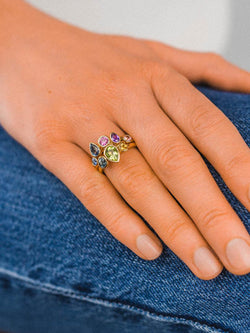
[[42, 141, 163, 260], [169, 50, 250, 93], [145, 40, 250, 93], [182, 51, 250, 93]]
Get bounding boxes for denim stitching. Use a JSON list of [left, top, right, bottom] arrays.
[[0, 267, 229, 333]]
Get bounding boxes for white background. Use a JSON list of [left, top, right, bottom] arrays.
[[28, 0, 250, 70]]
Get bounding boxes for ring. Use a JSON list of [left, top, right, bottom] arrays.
[[89, 132, 137, 173]]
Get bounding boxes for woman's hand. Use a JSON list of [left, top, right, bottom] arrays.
[[1, 0, 250, 280]]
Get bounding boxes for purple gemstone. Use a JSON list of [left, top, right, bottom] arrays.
[[110, 132, 120, 143], [98, 135, 109, 147]]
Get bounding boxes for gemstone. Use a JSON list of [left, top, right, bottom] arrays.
[[110, 132, 120, 143], [118, 142, 129, 151], [89, 143, 100, 157], [92, 157, 98, 166], [104, 145, 120, 162], [98, 156, 108, 169], [123, 135, 132, 143], [98, 135, 109, 147]]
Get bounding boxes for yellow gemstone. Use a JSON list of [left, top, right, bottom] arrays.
[[118, 142, 129, 151], [104, 145, 120, 162]]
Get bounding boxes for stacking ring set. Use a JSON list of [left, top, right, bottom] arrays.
[[89, 132, 136, 173]]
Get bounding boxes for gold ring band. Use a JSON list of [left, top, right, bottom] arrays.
[[89, 132, 136, 173]]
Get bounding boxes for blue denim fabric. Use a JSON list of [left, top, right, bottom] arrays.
[[0, 87, 249, 333]]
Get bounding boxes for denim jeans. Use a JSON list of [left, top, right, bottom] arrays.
[[0, 87, 249, 333]]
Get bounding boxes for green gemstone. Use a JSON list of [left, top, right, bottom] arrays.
[[104, 145, 120, 162]]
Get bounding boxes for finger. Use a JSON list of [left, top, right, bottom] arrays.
[[113, 88, 250, 275], [41, 141, 163, 260], [71, 118, 222, 279], [105, 146, 223, 280], [151, 66, 250, 212], [145, 41, 250, 93]]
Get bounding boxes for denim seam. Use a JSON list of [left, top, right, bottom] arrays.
[[0, 267, 229, 333]]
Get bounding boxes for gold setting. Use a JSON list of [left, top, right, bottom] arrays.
[[89, 133, 136, 173]]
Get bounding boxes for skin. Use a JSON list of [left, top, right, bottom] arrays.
[[0, 0, 250, 280]]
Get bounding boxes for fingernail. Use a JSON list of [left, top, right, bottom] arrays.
[[194, 247, 222, 277], [136, 234, 162, 260], [226, 238, 250, 270]]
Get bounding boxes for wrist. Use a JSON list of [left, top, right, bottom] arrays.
[[0, 1, 63, 67], [0, 0, 92, 49], [0, 0, 95, 75], [0, 0, 29, 24], [0, 0, 30, 49]]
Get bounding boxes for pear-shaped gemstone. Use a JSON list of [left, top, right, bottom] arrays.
[[104, 145, 120, 162], [89, 143, 100, 157]]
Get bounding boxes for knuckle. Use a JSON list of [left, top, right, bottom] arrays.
[[99, 68, 133, 91], [150, 62, 175, 84], [118, 161, 156, 197], [80, 178, 128, 237], [199, 208, 229, 230], [139, 59, 175, 87], [80, 178, 103, 208], [105, 211, 128, 235], [33, 126, 52, 151], [156, 140, 200, 174], [203, 52, 225, 76], [163, 219, 189, 242], [33, 119, 64, 153], [189, 104, 224, 138], [224, 150, 250, 176], [205, 52, 224, 63], [99, 71, 142, 107], [141, 59, 160, 74]]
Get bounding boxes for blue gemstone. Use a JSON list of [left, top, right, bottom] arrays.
[[92, 157, 98, 166], [98, 156, 108, 169], [89, 143, 100, 157]]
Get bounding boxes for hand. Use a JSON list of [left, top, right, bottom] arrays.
[[1, 0, 250, 280]]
